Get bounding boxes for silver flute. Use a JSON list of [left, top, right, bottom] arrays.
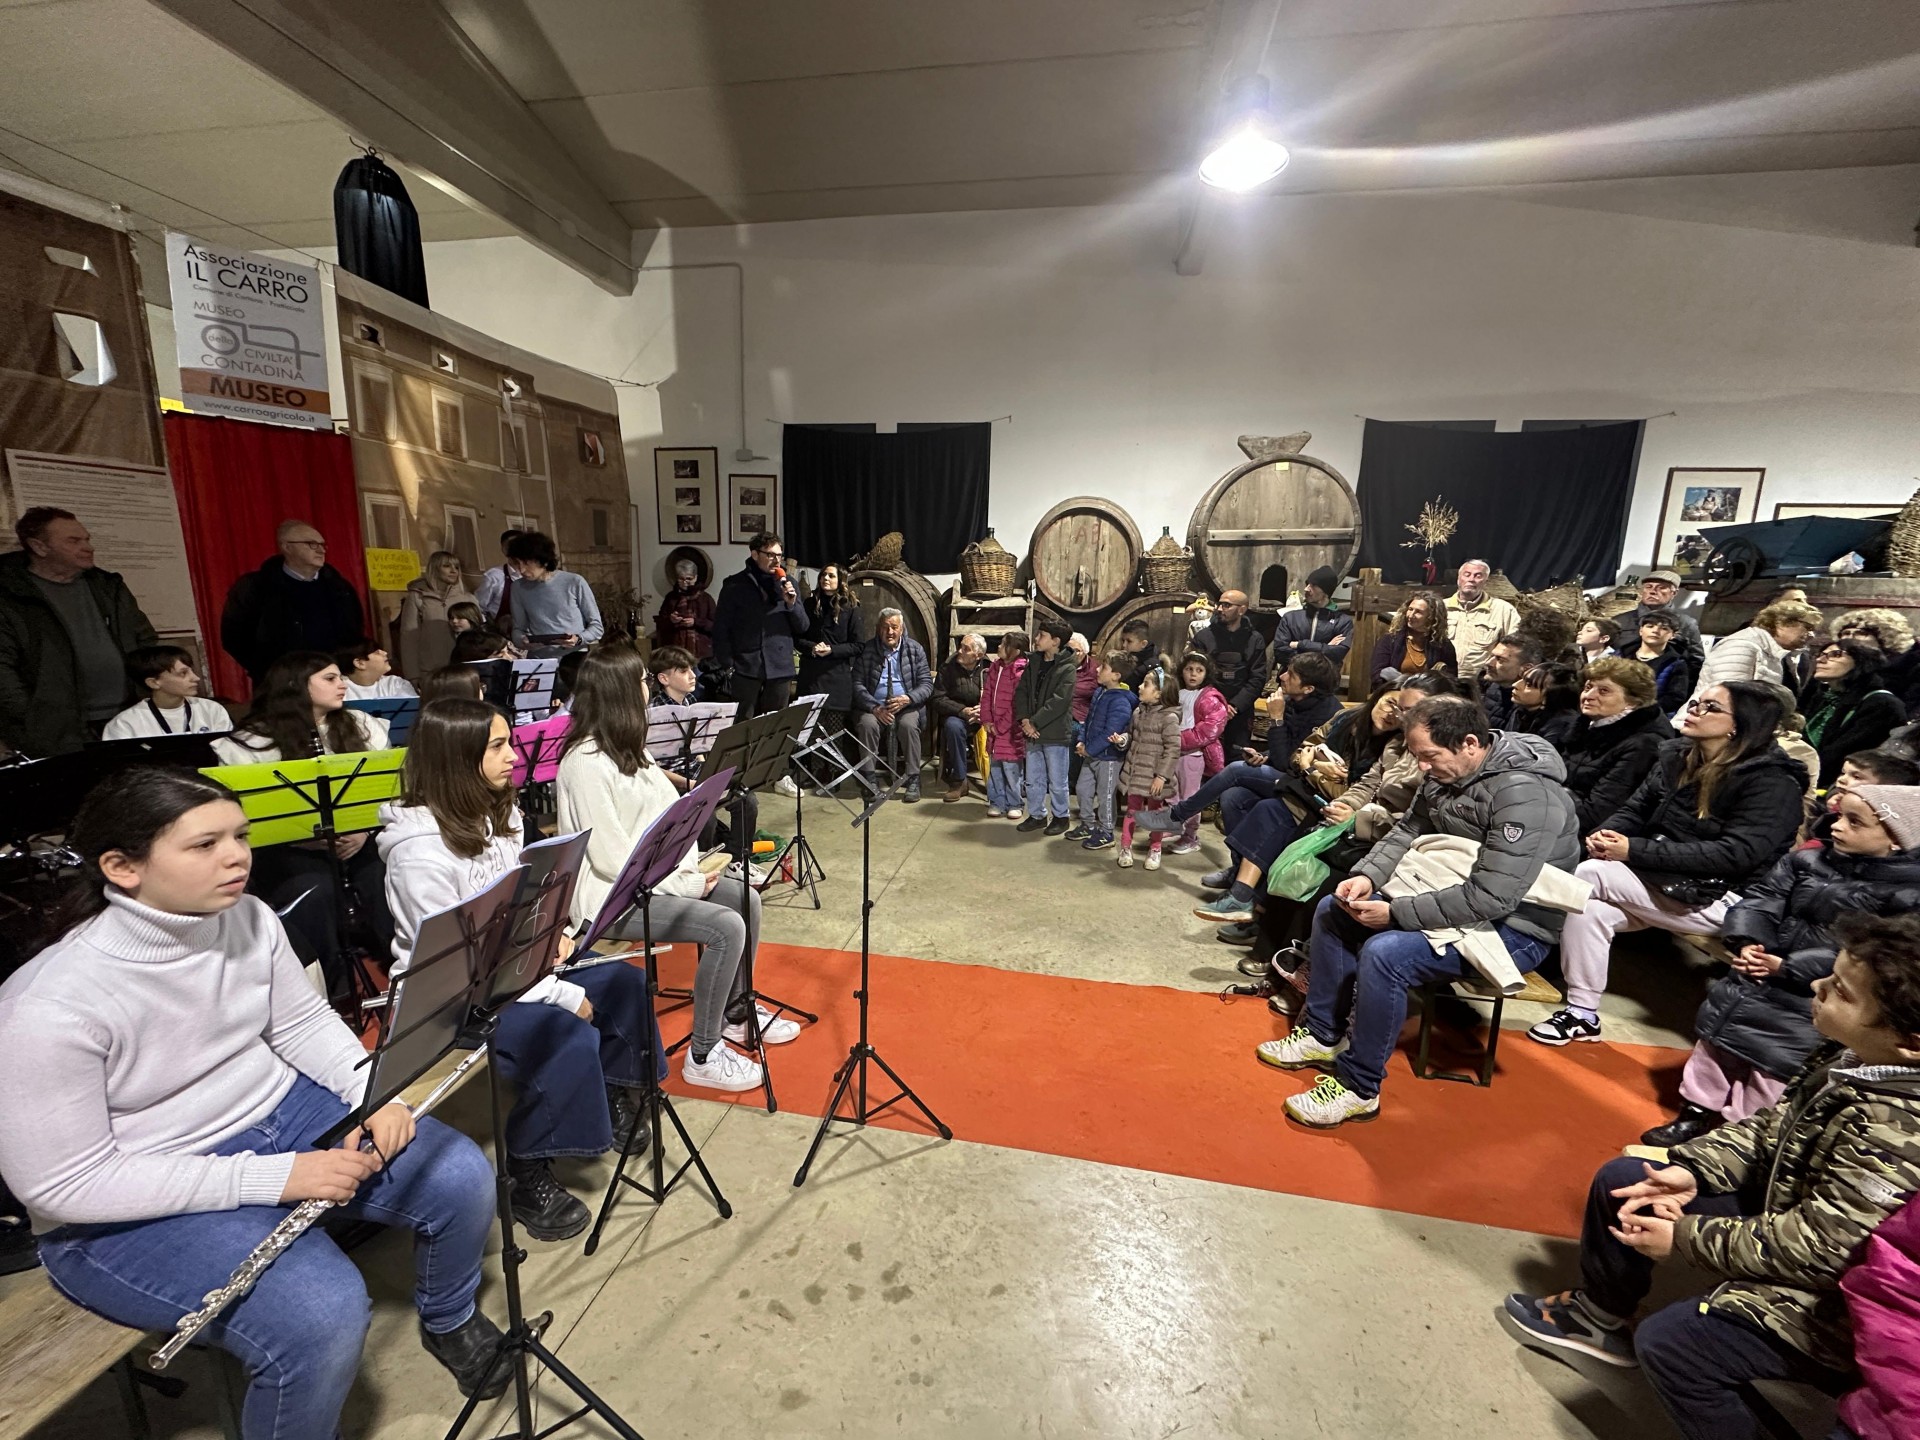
[[149, 1046, 489, 1370]]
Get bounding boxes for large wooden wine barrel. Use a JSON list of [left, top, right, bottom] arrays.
[[1029, 497, 1145, 615], [848, 567, 941, 658], [1187, 454, 1361, 602], [1094, 593, 1202, 672]]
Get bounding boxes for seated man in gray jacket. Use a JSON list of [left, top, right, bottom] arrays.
[[1256, 697, 1581, 1128]]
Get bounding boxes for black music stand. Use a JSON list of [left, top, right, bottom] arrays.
[[793, 781, 950, 1187], [393, 855, 649, 1440], [697, 707, 819, 1113], [762, 695, 828, 908], [572, 771, 737, 1256], [0, 734, 223, 851]]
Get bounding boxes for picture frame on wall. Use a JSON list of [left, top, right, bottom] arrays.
[[1654, 467, 1763, 576], [655, 446, 718, 545], [728, 473, 778, 545], [1771, 502, 1903, 521]]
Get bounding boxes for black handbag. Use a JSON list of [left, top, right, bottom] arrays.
[[1648, 873, 1733, 908]]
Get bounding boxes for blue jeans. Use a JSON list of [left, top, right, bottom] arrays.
[[1303, 894, 1549, 1099], [39, 1075, 495, 1440], [1225, 798, 1304, 876], [1172, 760, 1280, 825], [1024, 744, 1071, 820], [939, 714, 977, 782], [988, 758, 1025, 811], [1075, 758, 1120, 836], [494, 960, 661, 1160]]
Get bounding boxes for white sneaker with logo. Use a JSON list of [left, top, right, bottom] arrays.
[[682, 1041, 765, 1093], [723, 1004, 802, 1046]]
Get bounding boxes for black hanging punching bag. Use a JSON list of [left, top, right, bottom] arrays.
[[333, 152, 429, 307]]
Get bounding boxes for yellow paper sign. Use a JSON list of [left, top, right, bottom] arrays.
[[364, 547, 423, 590]]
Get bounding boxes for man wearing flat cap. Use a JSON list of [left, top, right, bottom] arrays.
[[1631, 570, 1705, 693]]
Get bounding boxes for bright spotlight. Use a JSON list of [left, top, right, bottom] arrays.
[[1198, 75, 1290, 192]]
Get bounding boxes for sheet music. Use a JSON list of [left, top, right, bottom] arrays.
[[511, 657, 561, 718], [647, 702, 738, 765]]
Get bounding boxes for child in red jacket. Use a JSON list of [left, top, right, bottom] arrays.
[[980, 632, 1030, 819], [1170, 651, 1228, 855]]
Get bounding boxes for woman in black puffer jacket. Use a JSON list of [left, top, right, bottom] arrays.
[[1528, 680, 1808, 1048], [1639, 783, 1920, 1148], [1801, 637, 1905, 787], [1559, 656, 1669, 833]]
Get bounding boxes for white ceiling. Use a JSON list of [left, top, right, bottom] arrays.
[[0, 0, 1915, 278]]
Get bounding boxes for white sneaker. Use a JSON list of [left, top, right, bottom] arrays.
[[1256, 1024, 1346, 1070], [1144, 848, 1162, 871], [1116, 848, 1134, 868], [723, 1005, 802, 1046], [985, 807, 1006, 818], [774, 775, 799, 798], [1006, 808, 1025, 822], [681, 1041, 765, 1093], [723, 858, 773, 885], [1285, 1073, 1380, 1128]]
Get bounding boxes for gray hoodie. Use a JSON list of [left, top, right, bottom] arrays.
[[1355, 730, 1581, 942]]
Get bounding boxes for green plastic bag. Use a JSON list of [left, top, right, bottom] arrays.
[[1266, 816, 1358, 902]]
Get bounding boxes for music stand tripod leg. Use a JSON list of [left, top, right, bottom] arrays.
[[584, 892, 732, 1257]]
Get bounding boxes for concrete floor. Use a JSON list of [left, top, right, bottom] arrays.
[[25, 784, 1733, 1440]]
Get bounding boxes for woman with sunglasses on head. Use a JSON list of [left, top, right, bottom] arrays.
[[1528, 681, 1809, 1047], [0, 768, 505, 1439], [378, 698, 660, 1243], [1801, 637, 1904, 788], [211, 651, 395, 984]]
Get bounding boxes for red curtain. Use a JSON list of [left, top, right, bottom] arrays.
[[165, 413, 370, 703]]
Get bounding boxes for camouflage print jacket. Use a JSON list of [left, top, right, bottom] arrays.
[[1671, 1044, 1920, 1371]]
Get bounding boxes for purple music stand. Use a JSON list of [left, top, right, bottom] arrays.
[[578, 767, 735, 1254], [509, 711, 573, 788]]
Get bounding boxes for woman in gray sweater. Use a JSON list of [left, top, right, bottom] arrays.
[[505, 530, 603, 656], [0, 768, 505, 1437]]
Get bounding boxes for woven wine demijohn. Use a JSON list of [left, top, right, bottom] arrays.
[[1889, 487, 1920, 578], [1141, 527, 1193, 594], [852, 531, 906, 572], [958, 529, 1017, 598]]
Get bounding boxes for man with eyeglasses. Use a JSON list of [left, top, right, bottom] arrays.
[[1193, 589, 1269, 758], [220, 519, 368, 685], [712, 530, 809, 719]]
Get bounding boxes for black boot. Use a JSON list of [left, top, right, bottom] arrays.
[[419, 1311, 511, 1400], [507, 1156, 590, 1241], [1640, 1103, 1721, 1149], [606, 1084, 652, 1156]]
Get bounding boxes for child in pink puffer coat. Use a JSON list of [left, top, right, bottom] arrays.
[[1172, 650, 1229, 851], [980, 631, 1030, 819], [1839, 1190, 1920, 1440]]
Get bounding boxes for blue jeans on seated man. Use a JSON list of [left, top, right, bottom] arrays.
[[1303, 893, 1549, 1099], [38, 1074, 496, 1440], [493, 959, 664, 1160], [1170, 760, 1281, 825], [1225, 798, 1306, 877], [939, 713, 978, 782]]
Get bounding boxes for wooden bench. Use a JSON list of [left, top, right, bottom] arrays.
[[1412, 969, 1565, 1086], [0, 1049, 486, 1440]]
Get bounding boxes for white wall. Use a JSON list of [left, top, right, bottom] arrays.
[[417, 179, 1920, 607]]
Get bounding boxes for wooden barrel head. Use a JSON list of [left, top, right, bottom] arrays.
[[1093, 593, 1203, 673], [1029, 496, 1145, 614], [848, 568, 941, 658], [1186, 453, 1361, 601]]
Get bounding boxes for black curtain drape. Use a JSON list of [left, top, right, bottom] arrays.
[[333, 155, 428, 308], [782, 422, 990, 571], [1355, 419, 1641, 589]]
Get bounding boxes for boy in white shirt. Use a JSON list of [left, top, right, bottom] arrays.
[[336, 638, 418, 701], [100, 646, 229, 739]]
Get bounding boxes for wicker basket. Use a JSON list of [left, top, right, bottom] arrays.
[[1141, 527, 1193, 594], [852, 531, 905, 572], [1889, 487, 1920, 578], [959, 531, 1018, 598]]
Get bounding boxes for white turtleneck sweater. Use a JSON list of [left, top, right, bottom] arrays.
[[0, 891, 369, 1232]]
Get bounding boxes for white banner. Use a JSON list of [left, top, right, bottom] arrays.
[[166, 232, 330, 429], [5, 450, 200, 635]]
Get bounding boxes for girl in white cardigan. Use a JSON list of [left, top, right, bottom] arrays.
[[555, 646, 800, 1096], [0, 767, 504, 1436], [377, 698, 657, 1243]]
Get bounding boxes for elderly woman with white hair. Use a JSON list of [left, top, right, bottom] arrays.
[[929, 633, 990, 802]]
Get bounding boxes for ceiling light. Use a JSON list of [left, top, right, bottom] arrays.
[[1199, 75, 1290, 192]]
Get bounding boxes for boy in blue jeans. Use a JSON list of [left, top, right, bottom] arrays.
[[1014, 619, 1078, 835], [1070, 652, 1137, 849]]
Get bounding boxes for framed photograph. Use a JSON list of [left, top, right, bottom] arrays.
[[729, 472, 779, 545], [578, 428, 606, 467], [1771, 502, 1903, 521], [655, 447, 718, 545], [1653, 467, 1763, 575]]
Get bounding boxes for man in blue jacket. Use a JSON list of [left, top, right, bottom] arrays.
[[712, 532, 809, 716], [1273, 567, 1354, 674], [852, 607, 934, 802]]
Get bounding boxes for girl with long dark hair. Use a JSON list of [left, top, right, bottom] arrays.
[[211, 651, 394, 981], [798, 562, 864, 787], [0, 768, 503, 1437], [1530, 680, 1809, 1047], [556, 646, 801, 1096], [377, 698, 658, 1242], [1801, 637, 1904, 787]]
